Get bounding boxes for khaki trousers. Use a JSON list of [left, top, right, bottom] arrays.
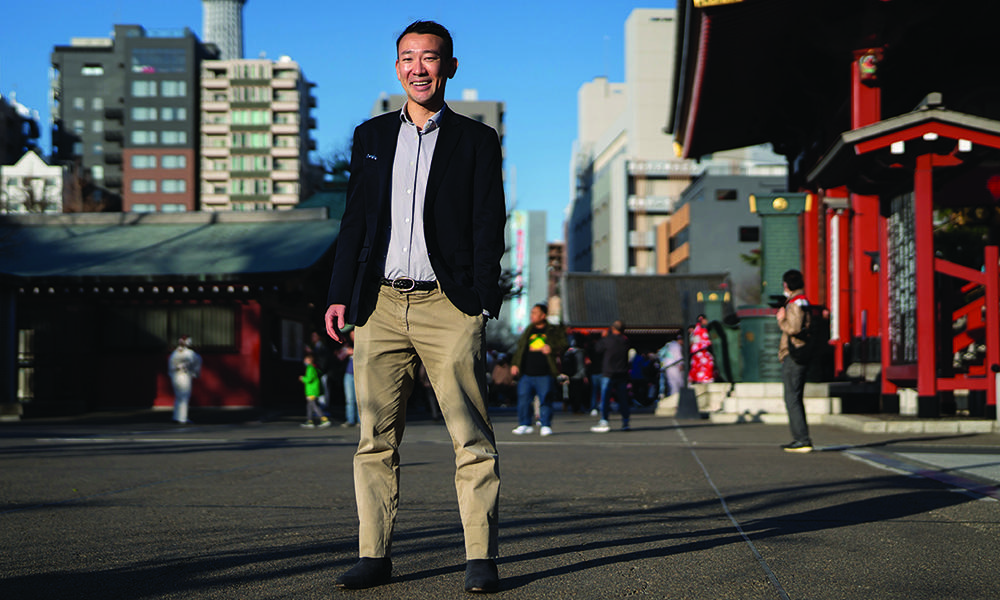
[[352, 285, 500, 559]]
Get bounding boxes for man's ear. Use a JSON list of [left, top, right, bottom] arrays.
[[447, 57, 459, 79]]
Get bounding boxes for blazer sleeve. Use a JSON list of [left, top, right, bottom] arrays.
[[326, 126, 370, 309], [471, 127, 507, 317]]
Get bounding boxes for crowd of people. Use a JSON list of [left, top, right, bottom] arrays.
[[471, 309, 722, 435]]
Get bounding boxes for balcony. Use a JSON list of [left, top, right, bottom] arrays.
[[272, 123, 299, 135], [272, 101, 300, 112], [271, 78, 296, 89], [103, 130, 123, 142], [201, 123, 228, 135], [272, 169, 299, 181], [271, 146, 299, 158], [104, 107, 124, 120], [202, 78, 228, 89], [202, 101, 229, 112], [202, 146, 228, 158]]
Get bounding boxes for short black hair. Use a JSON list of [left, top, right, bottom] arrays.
[[783, 269, 804, 290], [397, 20, 454, 60], [611, 319, 624, 333], [533, 302, 549, 315]]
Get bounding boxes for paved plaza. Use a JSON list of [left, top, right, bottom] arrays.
[[2, 408, 1000, 599]]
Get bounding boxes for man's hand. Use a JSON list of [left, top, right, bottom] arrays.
[[325, 304, 347, 342], [510, 365, 520, 378], [775, 307, 786, 322]]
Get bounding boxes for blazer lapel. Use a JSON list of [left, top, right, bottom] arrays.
[[371, 114, 400, 219], [425, 107, 461, 208]]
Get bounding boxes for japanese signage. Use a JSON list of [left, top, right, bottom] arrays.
[[886, 193, 917, 365]]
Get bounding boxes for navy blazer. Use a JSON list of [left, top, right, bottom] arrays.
[[327, 107, 507, 326]]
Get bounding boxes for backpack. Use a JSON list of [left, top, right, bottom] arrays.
[[787, 296, 827, 365]]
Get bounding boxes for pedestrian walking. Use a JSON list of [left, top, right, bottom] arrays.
[[591, 320, 632, 432], [168, 335, 201, 424], [510, 303, 568, 436], [300, 354, 331, 429]]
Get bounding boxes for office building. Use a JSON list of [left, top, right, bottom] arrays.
[[567, 9, 784, 275], [51, 25, 217, 212]]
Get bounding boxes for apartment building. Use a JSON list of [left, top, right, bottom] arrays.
[[200, 56, 317, 210]]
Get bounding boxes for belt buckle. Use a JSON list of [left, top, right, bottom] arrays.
[[392, 277, 417, 292]]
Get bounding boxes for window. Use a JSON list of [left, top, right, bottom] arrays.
[[161, 107, 187, 121], [92, 120, 103, 133], [231, 132, 270, 148], [161, 130, 187, 144], [161, 80, 187, 97], [72, 97, 85, 110], [92, 97, 104, 110], [131, 203, 157, 213], [92, 143, 104, 155], [230, 178, 270, 194], [161, 203, 187, 213], [131, 130, 157, 144], [716, 189, 738, 201], [231, 155, 269, 171], [131, 179, 156, 193], [131, 155, 156, 169], [162, 179, 186, 193], [162, 155, 186, 169], [739, 226, 760, 242], [132, 107, 158, 121], [72, 120, 85, 134], [91, 165, 104, 181], [131, 48, 186, 73], [132, 80, 157, 97], [81, 64, 104, 76]]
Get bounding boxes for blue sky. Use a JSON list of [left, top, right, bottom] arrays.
[[1, 0, 675, 240]]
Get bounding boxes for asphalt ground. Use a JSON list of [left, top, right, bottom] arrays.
[[2, 408, 1000, 600]]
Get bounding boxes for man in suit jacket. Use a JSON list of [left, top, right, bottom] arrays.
[[325, 20, 506, 594]]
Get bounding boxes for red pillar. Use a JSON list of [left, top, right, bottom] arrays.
[[985, 246, 999, 408], [849, 50, 883, 343]]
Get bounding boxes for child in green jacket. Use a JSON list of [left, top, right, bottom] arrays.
[[300, 354, 330, 428]]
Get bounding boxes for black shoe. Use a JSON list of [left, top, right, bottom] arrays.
[[464, 559, 499, 593], [335, 557, 392, 589], [782, 441, 814, 453]]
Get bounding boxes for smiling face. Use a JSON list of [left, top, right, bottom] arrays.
[[395, 32, 457, 122]]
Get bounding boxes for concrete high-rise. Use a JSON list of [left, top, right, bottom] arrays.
[[50, 25, 218, 212], [202, 0, 246, 60], [200, 55, 317, 210], [567, 9, 784, 275]]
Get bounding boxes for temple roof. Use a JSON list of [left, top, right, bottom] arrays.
[[0, 208, 338, 282], [669, 0, 1000, 186]]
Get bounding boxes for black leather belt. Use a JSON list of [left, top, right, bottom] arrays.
[[381, 277, 437, 292]]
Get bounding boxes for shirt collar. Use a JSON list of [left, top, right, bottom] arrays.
[[399, 103, 447, 132]]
